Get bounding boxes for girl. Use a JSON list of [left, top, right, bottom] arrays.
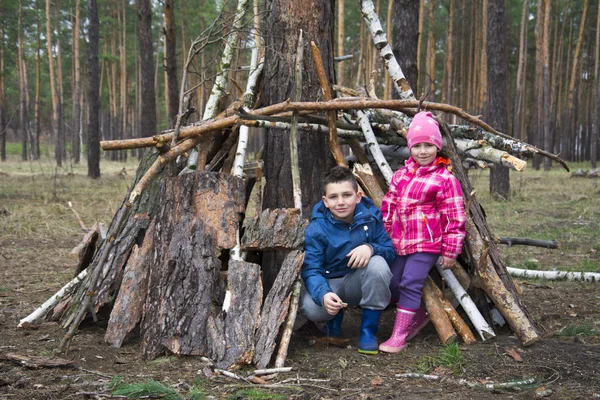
[[379, 111, 466, 353]]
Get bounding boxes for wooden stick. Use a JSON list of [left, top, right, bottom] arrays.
[[498, 237, 558, 249], [426, 277, 477, 345], [422, 279, 457, 344], [68, 201, 88, 232], [311, 41, 346, 167]]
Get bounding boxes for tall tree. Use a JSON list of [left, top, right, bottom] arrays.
[[512, 0, 528, 140], [34, 0, 42, 159], [392, 0, 419, 93], [425, 0, 435, 98], [541, 0, 553, 171], [262, 0, 336, 287], [563, 0, 589, 161], [18, 0, 31, 161], [72, 0, 82, 163], [0, 24, 5, 161], [593, 0, 600, 168], [88, 0, 101, 178], [337, 0, 345, 86], [46, 0, 61, 166], [164, 0, 179, 127], [137, 0, 157, 157], [442, 0, 454, 111], [487, 0, 509, 199]]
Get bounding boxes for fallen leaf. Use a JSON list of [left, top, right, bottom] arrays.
[[504, 347, 523, 362], [249, 376, 267, 385], [371, 377, 384, 387]]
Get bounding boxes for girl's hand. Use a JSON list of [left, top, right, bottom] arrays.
[[322, 292, 344, 315], [346, 244, 373, 269], [441, 256, 457, 270]]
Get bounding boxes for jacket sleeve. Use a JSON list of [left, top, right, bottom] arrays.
[[381, 170, 402, 236], [301, 223, 333, 306], [436, 174, 466, 259], [369, 208, 397, 266]]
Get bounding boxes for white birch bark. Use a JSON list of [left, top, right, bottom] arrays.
[[434, 263, 496, 341], [507, 267, 600, 282], [232, 53, 263, 179], [18, 269, 89, 328], [360, 0, 415, 100], [455, 139, 527, 171], [357, 110, 394, 184]]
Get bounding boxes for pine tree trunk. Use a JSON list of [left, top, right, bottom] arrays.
[[392, 0, 419, 92], [71, 0, 81, 164], [425, 0, 435, 99], [487, 0, 509, 200], [87, 0, 101, 178], [262, 0, 336, 289], [137, 0, 157, 153], [0, 24, 4, 162], [337, 0, 345, 86], [442, 0, 454, 111], [593, 0, 600, 168], [542, 0, 553, 171], [511, 0, 528, 139], [164, 0, 179, 128]]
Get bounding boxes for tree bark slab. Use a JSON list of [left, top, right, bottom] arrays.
[[139, 172, 245, 363], [253, 250, 304, 368], [242, 209, 307, 250]]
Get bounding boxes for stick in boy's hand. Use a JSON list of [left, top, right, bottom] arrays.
[[323, 292, 346, 315]]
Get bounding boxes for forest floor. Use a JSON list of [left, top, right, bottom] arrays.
[[1, 155, 599, 400]]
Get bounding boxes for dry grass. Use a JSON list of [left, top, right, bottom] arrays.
[[469, 162, 600, 272]]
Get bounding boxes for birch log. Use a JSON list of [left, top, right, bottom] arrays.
[[356, 110, 394, 184], [18, 269, 89, 328], [455, 139, 527, 171], [507, 267, 600, 282], [434, 263, 496, 341], [360, 0, 415, 100]]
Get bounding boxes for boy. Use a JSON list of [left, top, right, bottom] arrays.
[[300, 166, 396, 354]]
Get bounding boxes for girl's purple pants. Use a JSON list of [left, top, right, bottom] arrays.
[[389, 252, 439, 311]]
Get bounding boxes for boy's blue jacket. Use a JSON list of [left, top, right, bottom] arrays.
[[301, 196, 396, 306]]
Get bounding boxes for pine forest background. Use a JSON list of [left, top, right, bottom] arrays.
[[0, 0, 598, 171]]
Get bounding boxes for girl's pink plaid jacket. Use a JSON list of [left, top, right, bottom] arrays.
[[381, 156, 466, 259]]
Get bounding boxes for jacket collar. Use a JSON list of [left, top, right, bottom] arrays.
[[406, 156, 450, 175]]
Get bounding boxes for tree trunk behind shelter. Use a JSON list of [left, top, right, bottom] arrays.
[[262, 0, 336, 290]]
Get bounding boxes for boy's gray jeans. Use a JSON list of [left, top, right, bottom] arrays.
[[299, 255, 392, 323]]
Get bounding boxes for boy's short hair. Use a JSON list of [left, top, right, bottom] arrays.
[[322, 166, 359, 194]]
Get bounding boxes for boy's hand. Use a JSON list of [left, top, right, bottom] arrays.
[[346, 244, 373, 269], [322, 292, 344, 315], [441, 256, 457, 270]]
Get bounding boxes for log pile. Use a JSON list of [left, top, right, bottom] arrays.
[[18, 0, 570, 370]]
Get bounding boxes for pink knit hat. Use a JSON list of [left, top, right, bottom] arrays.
[[406, 111, 442, 150]]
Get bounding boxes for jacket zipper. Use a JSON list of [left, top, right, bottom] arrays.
[[422, 212, 434, 242]]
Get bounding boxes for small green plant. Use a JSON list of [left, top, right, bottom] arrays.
[[188, 387, 206, 400], [518, 258, 539, 270], [436, 343, 466, 374], [415, 355, 435, 373], [109, 376, 182, 400], [227, 388, 287, 400], [150, 355, 177, 365], [556, 323, 597, 338]]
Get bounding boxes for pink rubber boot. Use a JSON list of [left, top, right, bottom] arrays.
[[406, 306, 429, 341], [378, 308, 415, 353]]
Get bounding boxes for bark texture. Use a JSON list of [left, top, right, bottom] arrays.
[[242, 209, 307, 251], [486, 0, 510, 200], [392, 0, 419, 91], [139, 172, 246, 364]]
